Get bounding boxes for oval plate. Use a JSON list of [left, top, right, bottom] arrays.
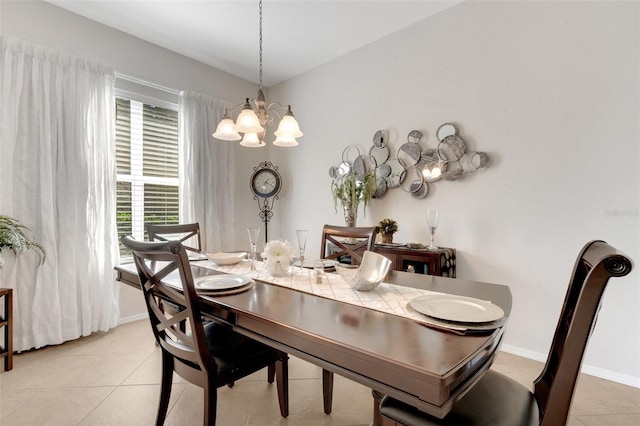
[[409, 294, 504, 323], [195, 274, 252, 292]]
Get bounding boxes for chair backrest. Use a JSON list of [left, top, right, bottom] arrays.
[[320, 224, 378, 265], [121, 236, 214, 374], [534, 240, 633, 426], [146, 223, 202, 253]]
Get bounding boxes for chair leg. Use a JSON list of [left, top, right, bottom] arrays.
[[156, 351, 174, 426], [322, 369, 334, 414], [267, 362, 276, 383], [203, 373, 217, 426], [276, 356, 289, 418]]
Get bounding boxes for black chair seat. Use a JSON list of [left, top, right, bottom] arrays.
[[380, 370, 539, 426]]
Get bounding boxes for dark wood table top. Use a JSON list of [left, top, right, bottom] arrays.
[[116, 263, 512, 418]]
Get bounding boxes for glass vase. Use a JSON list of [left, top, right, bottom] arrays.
[[265, 258, 290, 278], [343, 203, 358, 228]]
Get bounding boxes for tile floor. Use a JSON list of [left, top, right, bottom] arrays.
[[1, 320, 639, 425]]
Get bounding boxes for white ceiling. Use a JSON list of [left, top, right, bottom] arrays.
[[46, 0, 460, 87]]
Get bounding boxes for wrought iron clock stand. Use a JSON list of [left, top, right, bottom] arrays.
[[250, 161, 282, 244]]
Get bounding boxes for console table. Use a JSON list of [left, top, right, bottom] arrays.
[[374, 245, 456, 278], [327, 242, 456, 278]]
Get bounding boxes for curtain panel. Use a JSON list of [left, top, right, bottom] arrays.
[[0, 36, 119, 351], [179, 91, 236, 252]]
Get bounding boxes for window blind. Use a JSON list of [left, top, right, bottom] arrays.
[[115, 97, 179, 257]]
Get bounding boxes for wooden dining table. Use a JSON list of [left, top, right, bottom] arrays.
[[115, 260, 512, 424]]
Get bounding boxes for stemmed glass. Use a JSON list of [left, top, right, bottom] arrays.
[[426, 209, 439, 250], [247, 227, 260, 270], [296, 229, 308, 272]]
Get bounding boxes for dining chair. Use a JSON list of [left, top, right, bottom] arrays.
[[121, 236, 289, 425], [146, 222, 202, 253], [318, 224, 378, 414], [320, 224, 379, 265], [378, 240, 633, 426], [146, 223, 203, 332]]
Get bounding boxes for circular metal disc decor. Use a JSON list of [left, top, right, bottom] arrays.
[[407, 130, 423, 144], [416, 149, 443, 183], [373, 130, 388, 148], [374, 176, 388, 198], [400, 167, 425, 194], [441, 160, 464, 181], [436, 123, 458, 141], [369, 144, 390, 166], [411, 181, 429, 199], [385, 157, 407, 188], [398, 142, 421, 167], [438, 134, 467, 161]]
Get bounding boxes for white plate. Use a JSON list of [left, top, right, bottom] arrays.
[[195, 274, 252, 292], [409, 294, 504, 323], [206, 252, 247, 265]]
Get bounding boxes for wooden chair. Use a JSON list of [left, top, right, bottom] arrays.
[[318, 224, 378, 414], [146, 222, 202, 254], [121, 236, 289, 425], [320, 224, 378, 265], [379, 240, 633, 426], [146, 223, 203, 332]]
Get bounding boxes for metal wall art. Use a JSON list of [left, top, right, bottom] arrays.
[[329, 124, 489, 200]]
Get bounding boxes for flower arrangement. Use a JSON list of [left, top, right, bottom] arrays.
[[331, 170, 377, 227], [262, 239, 294, 262], [377, 218, 398, 244], [262, 239, 294, 278]]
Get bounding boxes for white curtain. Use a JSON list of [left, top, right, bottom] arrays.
[[0, 36, 119, 351], [179, 91, 236, 252]]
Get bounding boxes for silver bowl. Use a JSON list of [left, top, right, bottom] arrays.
[[335, 251, 392, 291]]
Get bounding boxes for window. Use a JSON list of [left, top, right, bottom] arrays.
[[115, 96, 179, 257]]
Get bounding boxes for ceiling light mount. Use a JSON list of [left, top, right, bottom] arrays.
[[213, 0, 302, 147]]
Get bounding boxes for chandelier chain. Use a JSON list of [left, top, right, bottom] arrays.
[[258, 0, 263, 90]]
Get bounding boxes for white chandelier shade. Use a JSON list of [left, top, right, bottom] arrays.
[[239, 132, 266, 148]]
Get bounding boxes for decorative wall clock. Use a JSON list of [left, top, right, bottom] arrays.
[[250, 161, 281, 243]]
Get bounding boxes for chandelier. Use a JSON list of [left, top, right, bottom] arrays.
[[212, 0, 303, 147]]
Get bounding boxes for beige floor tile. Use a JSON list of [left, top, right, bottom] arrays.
[[0, 387, 114, 426], [571, 413, 640, 426], [0, 353, 149, 389], [78, 383, 186, 425]]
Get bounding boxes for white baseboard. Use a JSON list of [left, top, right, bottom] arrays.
[[501, 344, 640, 389], [118, 313, 148, 325]]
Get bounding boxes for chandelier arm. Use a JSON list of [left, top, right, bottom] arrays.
[[265, 102, 292, 115]]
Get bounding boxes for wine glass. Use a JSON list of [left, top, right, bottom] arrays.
[[247, 227, 260, 270], [296, 229, 308, 271], [426, 209, 439, 249]]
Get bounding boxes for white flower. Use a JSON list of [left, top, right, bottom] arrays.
[[262, 239, 294, 262]]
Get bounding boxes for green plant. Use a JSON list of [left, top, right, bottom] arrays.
[[377, 218, 398, 235], [331, 170, 377, 213], [0, 215, 46, 268]]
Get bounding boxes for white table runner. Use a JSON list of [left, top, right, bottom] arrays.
[[193, 259, 452, 328]]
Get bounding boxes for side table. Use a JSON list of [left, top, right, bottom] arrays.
[[0, 288, 13, 372]]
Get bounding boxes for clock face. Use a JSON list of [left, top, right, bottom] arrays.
[[251, 168, 281, 198]]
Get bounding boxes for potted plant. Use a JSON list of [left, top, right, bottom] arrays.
[[377, 218, 398, 244], [331, 170, 377, 227], [0, 215, 46, 268]]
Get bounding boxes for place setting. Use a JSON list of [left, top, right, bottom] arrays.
[[407, 293, 505, 334], [193, 273, 255, 296]]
